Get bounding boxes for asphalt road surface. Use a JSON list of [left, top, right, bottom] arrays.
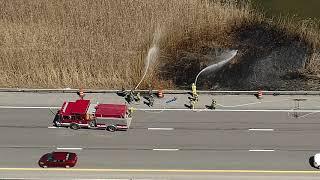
[[1, 106, 320, 179]]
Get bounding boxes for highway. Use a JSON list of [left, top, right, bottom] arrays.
[[1, 93, 320, 179]]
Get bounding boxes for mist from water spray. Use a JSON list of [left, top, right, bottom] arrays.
[[134, 28, 161, 90], [194, 50, 238, 86]]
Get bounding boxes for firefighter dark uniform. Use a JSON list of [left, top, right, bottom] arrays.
[[211, 99, 216, 110], [190, 99, 195, 109], [125, 90, 135, 104], [149, 94, 154, 107], [135, 92, 141, 102]]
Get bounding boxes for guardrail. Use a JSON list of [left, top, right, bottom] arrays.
[[0, 88, 320, 95]]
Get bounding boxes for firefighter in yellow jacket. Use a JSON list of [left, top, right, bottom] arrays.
[[191, 83, 197, 98]]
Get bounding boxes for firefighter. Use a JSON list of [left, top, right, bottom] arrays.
[[129, 90, 134, 101], [118, 86, 127, 96], [128, 107, 135, 117], [210, 98, 217, 110], [125, 90, 134, 104], [134, 92, 141, 102], [188, 94, 198, 102], [190, 99, 195, 109], [125, 94, 130, 104], [194, 93, 199, 102], [148, 94, 154, 107], [191, 83, 197, 98]]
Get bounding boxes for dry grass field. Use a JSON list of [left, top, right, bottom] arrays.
[[0, 0, 319, 89]]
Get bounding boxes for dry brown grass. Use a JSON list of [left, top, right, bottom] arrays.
[[0, 0, 319, 89]]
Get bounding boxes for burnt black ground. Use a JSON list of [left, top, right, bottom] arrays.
[[160, 23, 320, 90]]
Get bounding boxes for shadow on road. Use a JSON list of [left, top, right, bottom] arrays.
[[184, 104, 192, 109], [205, 105, 215, 109], [116, 91, 126, 97]]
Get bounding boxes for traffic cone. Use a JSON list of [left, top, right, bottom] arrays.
[[78, 88, 85, 99], [257, 89, 263, 99], [157, 89, 164, 98]]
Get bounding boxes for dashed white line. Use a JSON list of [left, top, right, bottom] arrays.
[[79, 179, 130, 180], [153, 149, 179, 151], [249, 149, 275, 152], [148, 128, 174, 130], [48, 126, 61, 129], [2, 178, 40, 180], [56, 147, 83, 150], [248, 129, 274, 131]]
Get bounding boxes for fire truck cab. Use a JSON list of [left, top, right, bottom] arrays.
[[54, 99, 132, 132]]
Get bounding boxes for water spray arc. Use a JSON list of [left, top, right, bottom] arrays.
[[134, 29, 161, 90], [194, 50, 238, 86]]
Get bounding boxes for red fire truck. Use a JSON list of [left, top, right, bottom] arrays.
[[53, 99, 132, 132]]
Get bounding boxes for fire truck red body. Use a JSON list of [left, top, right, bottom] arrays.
[[54, 99, 132, 131]]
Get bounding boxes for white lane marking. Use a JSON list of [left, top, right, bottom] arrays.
[[48, 126, 61, 129], [217, 102, 262, 108], [249, 149, 275, 152], [0, 146, 51, 148], [0, 106, 60, 109], [153, 149, 179, 151], [3, 178, 40, 180], [248, 129, 274, 131], [217, 99, 291, 108], [56, 147, 83, 150], [148, 128, 174, 130], [79, 179, 130, 180]]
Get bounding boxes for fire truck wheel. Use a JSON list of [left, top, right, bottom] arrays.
[[107, 125, 116, 132], [89, 121, 96, 127], [53, 121, 60, 127], [70, 123, 80, 130]]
